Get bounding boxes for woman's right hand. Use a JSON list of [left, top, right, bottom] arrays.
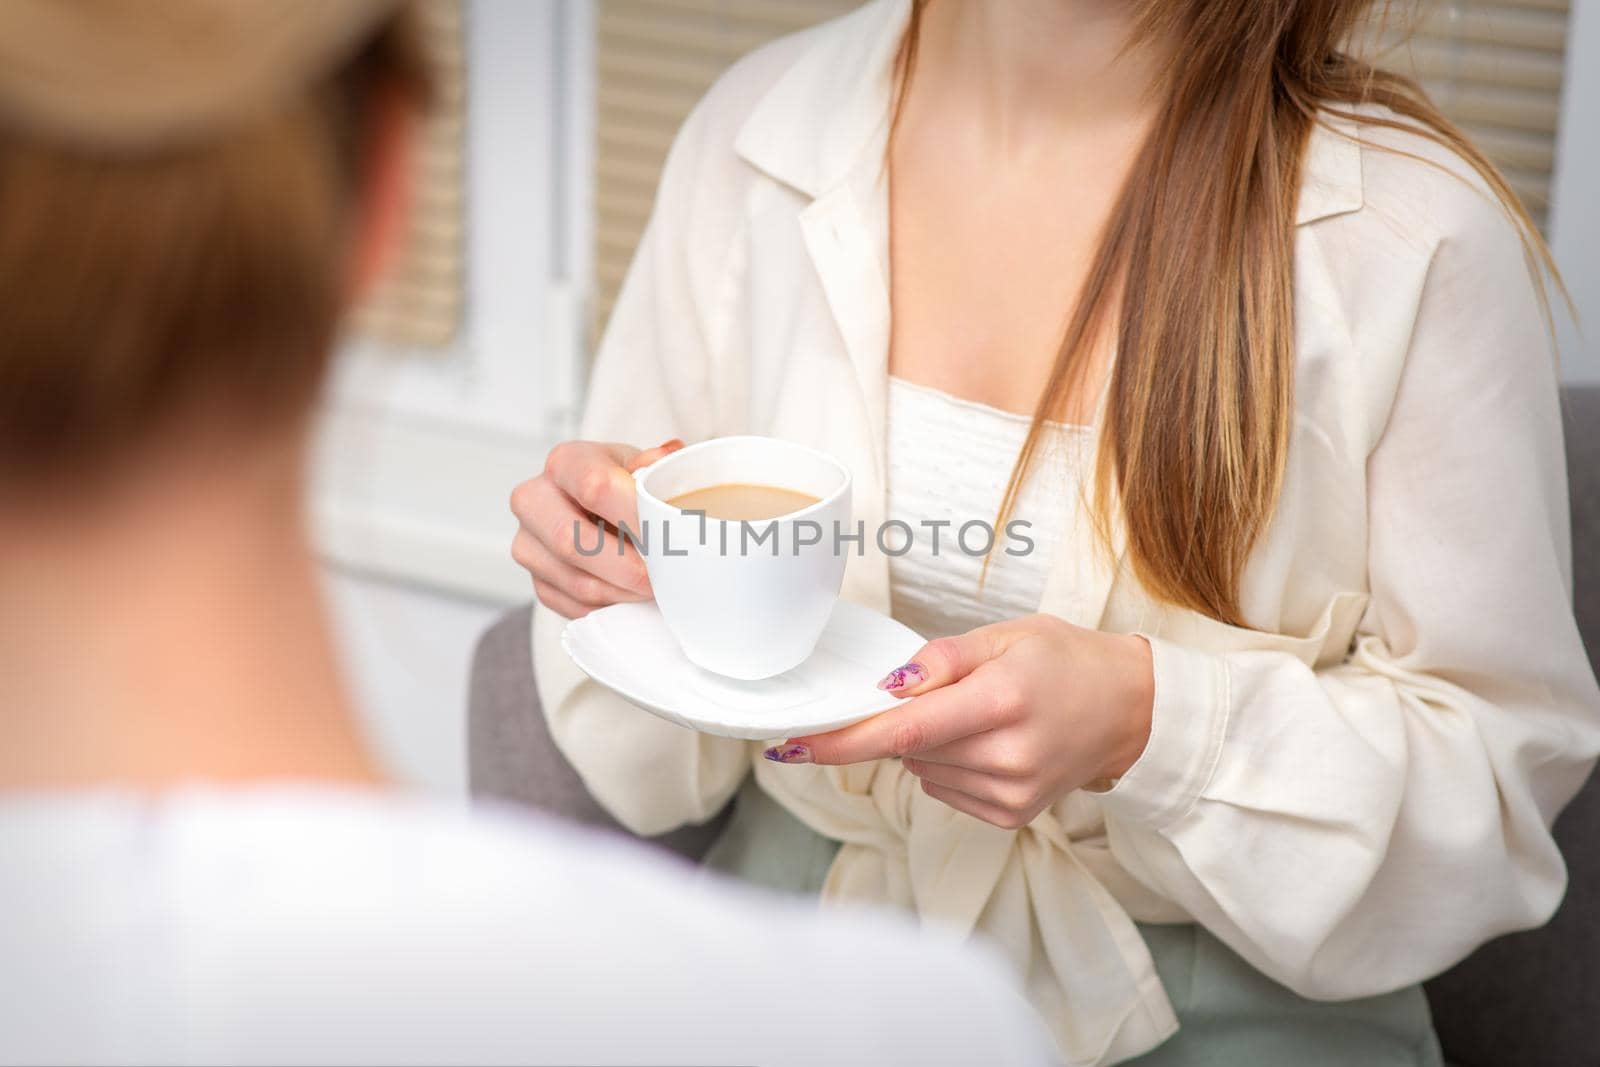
[[510, 438, 683, 619]]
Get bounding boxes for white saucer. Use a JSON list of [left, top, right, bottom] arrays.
[[560, 600, 925, 740]]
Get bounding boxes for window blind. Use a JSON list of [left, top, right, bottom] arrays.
[[349, 0, 467, 349], [593, 0, 1572, 332], [1363, 0, 1571, 229], [594, 0, 859, 329]]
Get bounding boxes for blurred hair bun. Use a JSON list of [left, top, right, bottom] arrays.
[[0, 0, 405, 152]]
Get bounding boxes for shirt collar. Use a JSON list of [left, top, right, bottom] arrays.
[[734, 0, 1363, 226], [1297, 115, 1365, 225], [733, 0, 909, 199]]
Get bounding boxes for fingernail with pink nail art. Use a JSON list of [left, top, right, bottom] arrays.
[[876, 661, 926, 691], [763, 743, 812, 764]]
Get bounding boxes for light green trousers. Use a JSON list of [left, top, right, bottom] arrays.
[[705, 778, 1443, 1067]]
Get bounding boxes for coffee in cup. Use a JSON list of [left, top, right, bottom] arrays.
[[633, 436, 851, 680], [665, 483, 820, 522]]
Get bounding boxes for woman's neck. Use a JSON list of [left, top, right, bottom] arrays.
[[913, 0, 1173, 157], [0, 428, 384, 792]]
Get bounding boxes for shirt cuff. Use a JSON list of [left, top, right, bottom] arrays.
[[1095, 635, 1230, 831]]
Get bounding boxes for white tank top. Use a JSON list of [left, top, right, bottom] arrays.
[[885, 376, 1093, 641]]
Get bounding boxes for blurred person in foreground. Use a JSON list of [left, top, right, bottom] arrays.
[[0, 4, 1055, 1065]]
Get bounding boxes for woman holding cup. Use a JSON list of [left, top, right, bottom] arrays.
[[510, 0, 1600, 1062]]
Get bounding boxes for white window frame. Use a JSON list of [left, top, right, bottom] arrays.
[[313, 0, 596, 605]]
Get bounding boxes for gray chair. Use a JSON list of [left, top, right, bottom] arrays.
[[469, 386, 1600, 1067], [468, 605, 730, 861]]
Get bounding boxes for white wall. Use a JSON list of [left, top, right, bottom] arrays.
[[324, 570, 503, 795], [1553, 0, 1600, 381]]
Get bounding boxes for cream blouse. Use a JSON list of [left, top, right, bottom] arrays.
[[530, 1, 1600, 1063]]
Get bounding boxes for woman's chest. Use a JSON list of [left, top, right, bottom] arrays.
[[882, 99, 1139, 420], [726, 184, 1375, 643], [885, 160, 1116, 420]]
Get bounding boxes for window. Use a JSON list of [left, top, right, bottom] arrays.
[[593, 0, 858, 330], [1363, 0, 1571, 229], [349, 0, 469, 349], [315, 1, 592, 604]]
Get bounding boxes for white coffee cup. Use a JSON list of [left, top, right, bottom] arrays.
[[633, 436, 852, 680]]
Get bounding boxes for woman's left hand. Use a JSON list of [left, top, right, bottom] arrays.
[[763, 615, 1156, 829]]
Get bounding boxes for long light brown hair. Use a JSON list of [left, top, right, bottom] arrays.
[[898, 0, 1559, 626]]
